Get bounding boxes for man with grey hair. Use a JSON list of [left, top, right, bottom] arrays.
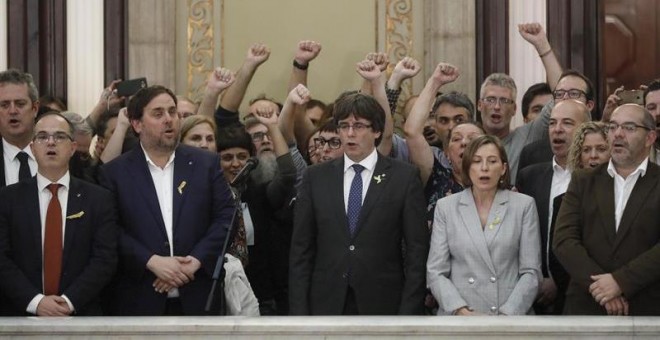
[[477, 73, 550, 182], [554, 104, 660, 315], [60, 111, 97, 182], [0, 69, 40, 187]]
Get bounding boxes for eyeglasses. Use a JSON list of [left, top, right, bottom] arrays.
[[482, 96, 514, 106], [606, 122, 650, 133], [337, 122, 372, 132], [250, 131, 270, 142], [313, 137, 342, 149], [33, 132, 73, 144], [553, 89, 587, 100]]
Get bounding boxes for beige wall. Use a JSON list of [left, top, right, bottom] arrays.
[[126, 0, 487, 116], [220, 0, 377, 111]]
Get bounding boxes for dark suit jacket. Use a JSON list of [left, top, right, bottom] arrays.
[[554, 162, 660, 315], [289, 153, 430, 315], [0, 177, 118, 316], [517, 162, 569, 314], [0, 141, 5, 188], [517, 139, 553, 177], [99, 144, 234, 315]]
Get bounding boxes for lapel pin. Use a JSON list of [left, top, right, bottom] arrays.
[[178, 181, 187, 194], [373, 173, 386, 184], [66, 211, 85, 220]]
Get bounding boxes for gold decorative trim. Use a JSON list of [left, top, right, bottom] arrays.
[[385, 0, 413, 122], [187, 0, 214, 103]]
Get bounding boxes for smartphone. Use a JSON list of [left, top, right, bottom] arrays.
[[619, 90, 644, 105], [115, 77, 148, 97]]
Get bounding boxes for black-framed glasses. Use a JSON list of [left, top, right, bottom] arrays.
[[337, 122, 372, 132], [250, 131, 270, 142], [482, 96, 514, 106], [33, 132, 73, 144], [313, 137, 342, 149], [553, 89, 587, 100], [606, 122, 651, 133]]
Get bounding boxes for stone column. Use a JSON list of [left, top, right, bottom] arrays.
[[67, 0, 104, 114], [127, 0, 177, 90]]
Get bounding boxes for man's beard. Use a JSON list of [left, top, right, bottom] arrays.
[[251, 152, 278, 185]]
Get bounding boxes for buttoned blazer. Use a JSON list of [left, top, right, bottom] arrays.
[[553, 163, 660, 315], [289, 153, 429, 315], [427, 189, 541, 315], [99, 144, 234, 315], [0, 177, 119, 315]]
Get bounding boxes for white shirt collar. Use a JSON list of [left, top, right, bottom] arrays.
[[141, 143, 176, 169], [343, 148, 378, 174], [36, 171, 70, 192], [552, 156, 569, 173], [607, 157, 649, 179], [3, 138, 35, 161]]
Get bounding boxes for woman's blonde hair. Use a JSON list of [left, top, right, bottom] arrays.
[[567, 121, 608, 170], [180, 115, 217, 141]]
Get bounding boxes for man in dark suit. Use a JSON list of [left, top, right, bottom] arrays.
[[0, 112, 118, 316], [554, 104, 660, 316], [0, 69, 40, 188], [290, 93, 429, 315], [99, 85, 234, 315], [517, 99, 591, 314]]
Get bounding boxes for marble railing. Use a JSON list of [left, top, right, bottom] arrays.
[[1, 316, 659, 339]]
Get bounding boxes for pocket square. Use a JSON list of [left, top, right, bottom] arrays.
[[66, 211, 85, 220]]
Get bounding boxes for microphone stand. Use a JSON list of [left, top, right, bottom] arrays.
[[205, 181, 246, 315]]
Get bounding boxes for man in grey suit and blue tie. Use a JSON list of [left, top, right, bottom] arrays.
[[290, 92, 429, 315]]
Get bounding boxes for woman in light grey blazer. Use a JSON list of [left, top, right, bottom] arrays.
[[427, 135, 541, 315]]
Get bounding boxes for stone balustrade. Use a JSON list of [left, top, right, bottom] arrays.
[[1, 316, 659, 339]]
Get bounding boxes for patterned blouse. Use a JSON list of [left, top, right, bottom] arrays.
[[424, 155, 464, 229]]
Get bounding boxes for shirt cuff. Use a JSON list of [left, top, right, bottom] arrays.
[[61, 294, 76, 313], [26, 294, 45, 315]]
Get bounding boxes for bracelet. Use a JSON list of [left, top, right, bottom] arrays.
[[539, 48, 552, 58], [293, 59, 309, 70]]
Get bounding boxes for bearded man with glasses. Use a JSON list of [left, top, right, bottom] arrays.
[[554, 104, 660, 316]]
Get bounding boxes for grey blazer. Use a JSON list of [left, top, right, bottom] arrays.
[[427, 189, 541, 315]]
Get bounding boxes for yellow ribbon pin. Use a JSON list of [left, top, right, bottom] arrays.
[[178, 181, 187, 194], [66, 211, 85, 220]]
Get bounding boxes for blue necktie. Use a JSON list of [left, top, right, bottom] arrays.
[[347, 164, 365, 236]]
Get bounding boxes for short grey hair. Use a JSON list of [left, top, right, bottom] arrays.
[[0, 69, 39, 102], [60, 111, 94, 136], [479, 73, 517, 100]]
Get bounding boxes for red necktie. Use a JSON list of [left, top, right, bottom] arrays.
[[44, 183, 62, 295]]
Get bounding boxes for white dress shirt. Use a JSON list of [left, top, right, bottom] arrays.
[[3, 138, 37, 185], [26, 172, 75, 314], [607, 157, 648, 231], [343, 148, 378, 212], [143, 145, 179, 298]]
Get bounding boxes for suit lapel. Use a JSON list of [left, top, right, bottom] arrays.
[[483, 190, 509, 248], [354, 154, 391, 238], [172, 147, 193, 237], [330, 158, 351, 239], [0, 141, 5, 187], [128, 147, 167, 238], [458, 189, 496, 275], [26, 179, 42, 261], [62, 178, 83, 269], [594, 169, 617, 245], [614, 165, 659, 249]]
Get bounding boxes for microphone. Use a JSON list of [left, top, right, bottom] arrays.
[[230, 157, 259, 186]]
